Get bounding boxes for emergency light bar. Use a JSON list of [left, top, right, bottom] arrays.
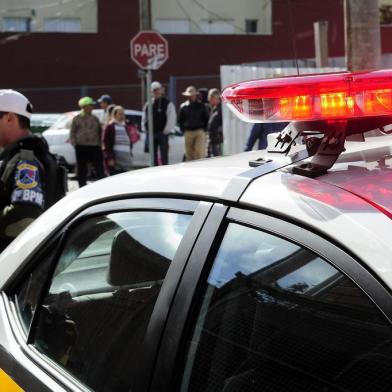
[[222, 69, 392, 123]]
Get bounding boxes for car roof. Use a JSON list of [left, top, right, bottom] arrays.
[[1, 135, 391, 289]]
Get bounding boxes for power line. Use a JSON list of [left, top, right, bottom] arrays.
[[286, 0, 300, 75], [0, 0, 96, 45], [175, 0, 203, 32], [192, 0, 246, 32], [0, 0, 95, 14], [192, 0, 272, 33]]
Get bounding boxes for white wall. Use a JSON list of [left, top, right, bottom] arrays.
[[0, 0, 97, 33], [220, 65, 345, 155], [151, 0, 272, 34]]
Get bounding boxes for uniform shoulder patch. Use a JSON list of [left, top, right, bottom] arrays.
[[11, 160, 44, 209]]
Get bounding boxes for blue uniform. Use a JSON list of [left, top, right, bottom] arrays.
[[0, 136, 47, 251]]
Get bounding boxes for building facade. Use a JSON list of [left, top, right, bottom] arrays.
[[0, 0, 389, 112]]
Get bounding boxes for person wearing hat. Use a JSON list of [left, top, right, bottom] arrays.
[[178, 86, 209, 161], [70, 96, 104, 187], [207, 88, 223, 157], [97, 94, 114, 126], [142, 81, 176, 165], [0, 90, 56, 251], [98, 94, 113, 108]]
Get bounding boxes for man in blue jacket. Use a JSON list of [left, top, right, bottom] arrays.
[[244, 122, 289, 151]]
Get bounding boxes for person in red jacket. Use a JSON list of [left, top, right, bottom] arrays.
[[102, 106, 133, 175]]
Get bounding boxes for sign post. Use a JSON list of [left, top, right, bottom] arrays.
[[130, 31, 169, 166], [146, 69, 154, 167]]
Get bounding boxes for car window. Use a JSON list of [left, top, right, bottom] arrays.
[[14, 253, 54, 334], [179, 222, 392, 392], [31, 210, 192, 392], [49, 113, 74, 130]]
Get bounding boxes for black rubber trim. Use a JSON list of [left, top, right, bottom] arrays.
[[149, 204, 228, 392], [221, 148, 310, 202], [77, 198, 199, 217], [135, 201, 213, 392]]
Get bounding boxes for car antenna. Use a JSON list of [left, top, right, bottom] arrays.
[[287, 0, 300, 75]]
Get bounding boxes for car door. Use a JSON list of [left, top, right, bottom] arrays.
[[151, 205, 392, 392], [0, 198, 212, 392]]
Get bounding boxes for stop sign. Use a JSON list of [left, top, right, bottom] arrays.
[[130, 30, 169, 70]]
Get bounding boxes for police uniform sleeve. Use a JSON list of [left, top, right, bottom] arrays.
[[0, 159, 44, 240]]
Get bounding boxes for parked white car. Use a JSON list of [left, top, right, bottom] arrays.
[[30, 113, 62, 134], [42, 109, 184, 169]]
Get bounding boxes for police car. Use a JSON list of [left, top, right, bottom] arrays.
[[0, 70, 392, 392]]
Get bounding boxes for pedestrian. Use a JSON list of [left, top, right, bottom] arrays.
[[0, 90, 60, 251], [178, 86, 209, 161], [97, 94, 113, 125], [102, 105, 133, 175], [207, 88, 223, 157], [70, 96, 105, 187], [142, 81, 176, 165], [104, 103, 116, 127], [244, 122, 289, 151]]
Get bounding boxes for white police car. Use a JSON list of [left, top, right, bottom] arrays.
[[0, 70, 392, 392]]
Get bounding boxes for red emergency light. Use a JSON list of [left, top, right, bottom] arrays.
[[222, 69, 392, 123]]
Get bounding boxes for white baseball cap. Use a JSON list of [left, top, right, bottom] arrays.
[[151, 81, 162, 91], [0, 89, 33, 119]]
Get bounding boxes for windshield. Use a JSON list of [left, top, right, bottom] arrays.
[[49, 112, 76, 130]]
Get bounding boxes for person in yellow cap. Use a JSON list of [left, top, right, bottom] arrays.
[[70, 96, 104, 187]]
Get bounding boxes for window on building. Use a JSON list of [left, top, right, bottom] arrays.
[[44, 18, 81, 33], [380, 5, 392, 24], [199, 20, 235, 34], [3, 17, 31, 32], [245, 19, 258, 33], [155, 19, 191, 34], [179, 222, 392, 391]]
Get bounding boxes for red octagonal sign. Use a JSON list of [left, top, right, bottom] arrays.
[[130, 30, 169, 70]]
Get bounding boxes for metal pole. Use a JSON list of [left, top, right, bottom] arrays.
[[139, 0, 151, 30], [344, 0, 381, 71], [146, 69, 154, 167], [314, 21, 329, 68]]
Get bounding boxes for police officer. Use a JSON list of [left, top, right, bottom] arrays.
[[0, 90, 53, 252]]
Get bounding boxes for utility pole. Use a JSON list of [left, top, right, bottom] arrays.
[[344, 0, 381, 71], [139, 0, 151, 30], [314, 21, 329, 68], [139, 0, 155, 166]]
